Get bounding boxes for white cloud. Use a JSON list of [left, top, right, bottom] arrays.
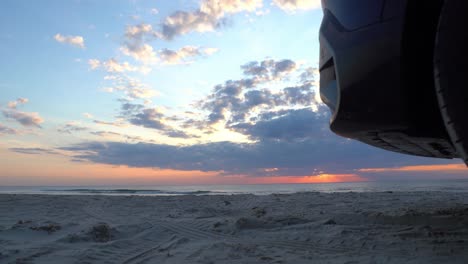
[[159, 46, 217, 65], [121, 0, 258, 65], [101, 75, 160, 100], [201, 0, 262, 15], [272, 0, 321, 12], [124, 77, 160, 99], [121, 24, 159, 63], [7, 98, 29, 109], [120, 44, 158, 64], [103, 59, 138, 73], [127, 87, 159, 99], [120, 44, 218, 65], [123, 0, 262, 45], [88, 58, 151, 74], [88, 59, 101, 70], [150, 8, 159, 15], [203, 47, 219, 55], [125, 23, 153, 39], [83, 113, 93, 119], [103, 75, 118, 80], [160, 0, 263, 40], [54, 33, 85, 48], [102, 87, 115, 93]]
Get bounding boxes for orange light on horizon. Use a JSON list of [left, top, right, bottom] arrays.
[[239, 173, 366, 185], [294, 173, 367, 183], [358, 163, 467, 173]]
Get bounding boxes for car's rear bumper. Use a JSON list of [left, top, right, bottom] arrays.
[[320, 12, 408, 135], [319, 0, 457, 158]]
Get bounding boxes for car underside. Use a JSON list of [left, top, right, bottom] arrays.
[[319, 0, 468, 164]]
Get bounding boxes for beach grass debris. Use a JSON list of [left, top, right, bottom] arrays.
[[30, 223, 61, 234], [90, 223, 113, 242], [324, 219, 337, 225]]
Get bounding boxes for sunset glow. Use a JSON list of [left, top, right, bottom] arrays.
[[358, 164, 467, 173], [240, 174, 367, 184]]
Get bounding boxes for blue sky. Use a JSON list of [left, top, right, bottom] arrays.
[[0, 0, 465, 185], [1, 0, 321, 126]]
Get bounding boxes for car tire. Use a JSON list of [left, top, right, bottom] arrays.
[[434, 0, 468, 165]]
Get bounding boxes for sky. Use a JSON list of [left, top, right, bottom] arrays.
[[0, 0, 466, 186]]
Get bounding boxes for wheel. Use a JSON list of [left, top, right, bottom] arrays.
[[434, 0, 468, 165]]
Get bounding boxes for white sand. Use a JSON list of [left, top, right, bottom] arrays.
[[1, 192, 468, 263]]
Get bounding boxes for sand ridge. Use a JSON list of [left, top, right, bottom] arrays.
[[1, 192, 468, 263]]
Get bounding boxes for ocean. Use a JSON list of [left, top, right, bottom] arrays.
[[2, 179, 468, 196]]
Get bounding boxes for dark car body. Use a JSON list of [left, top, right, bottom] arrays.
[[319, 0, 459, 159]]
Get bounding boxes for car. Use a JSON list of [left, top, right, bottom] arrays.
[[319, 0, 468, 165]]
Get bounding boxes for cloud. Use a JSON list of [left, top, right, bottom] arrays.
[[241, 59, 298, 81], [119, 0, 317, 66], [54, 33, 85, 48], [127, 87, 158, 99], [62, 137, 448, 177], [7, 98, 29, 109], [9, 148, 59, 155], [57, 122, 88, 134], [121, 24, 158, 63], [119, 42, 219, 65], [128, 107, 166, 129], [159, 46, 219, 65], [90, 130, 145, 142], [272, 0, 321, 12], [150, 8, 159, 15], [119, 102, 193, 138], [3, 110, 44, 128], [120, 44, 158, 64], [91, 58, 319, 145], [299, 67, 318, 83], [93, 119, 127, 127], [90, 131, 121, 137], [160, 0, 262, 40], [121, 0, 262, 59], [120, 102, 195, 138], [54, 56, 465, 178], [230, 108, 328, 141], [88, 59, 151, 74], [0, 123, 18, 135], [160, 10, 218, 40], [199, 58, 314, 126], [3, 98, 44, 128], [125, 23, 154, 40], [88, 59, 101, 70], [203, 47, 219, 55], [83, 113, 93, 119], [100, 75, 160, 99]]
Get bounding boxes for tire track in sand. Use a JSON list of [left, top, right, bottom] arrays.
[[117, 219, 351, 264]]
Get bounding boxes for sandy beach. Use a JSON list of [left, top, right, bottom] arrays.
[[2, 191, 468, 263]]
